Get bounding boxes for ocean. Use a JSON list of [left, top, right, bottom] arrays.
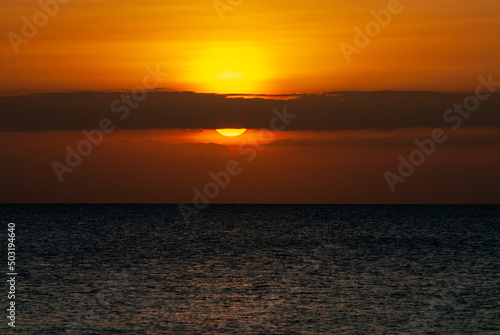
[[1, 204, 499, 334]]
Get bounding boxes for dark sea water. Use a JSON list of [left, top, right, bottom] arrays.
[[1, 204, 499, 334]]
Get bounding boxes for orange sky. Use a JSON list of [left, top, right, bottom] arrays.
[[1, 0, 499, 204], [2, 0, 500, 94]]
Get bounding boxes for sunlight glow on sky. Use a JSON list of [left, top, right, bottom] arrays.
[[1, 0, 499, 94], [1, 0, 499, 204]]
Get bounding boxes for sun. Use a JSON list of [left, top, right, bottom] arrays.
[[216, 128, 247, 137]]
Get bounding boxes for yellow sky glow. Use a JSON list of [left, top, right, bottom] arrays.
[[1, 0, 499, 94]]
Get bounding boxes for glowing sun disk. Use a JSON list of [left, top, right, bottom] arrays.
[[216, 128, 247, 137]]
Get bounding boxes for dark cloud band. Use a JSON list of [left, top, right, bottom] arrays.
[[1, 91, 499, 131]]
